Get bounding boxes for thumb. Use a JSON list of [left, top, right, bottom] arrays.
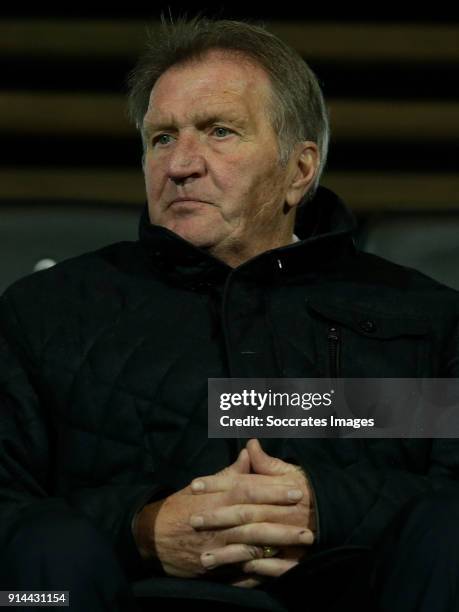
[[246, 438, 293, 476]]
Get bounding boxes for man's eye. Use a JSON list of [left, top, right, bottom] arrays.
[[213, 127, 232, 138], [153, 134, 173, 146]]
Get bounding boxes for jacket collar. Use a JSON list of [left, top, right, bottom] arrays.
[[138, 186, 357, 286]]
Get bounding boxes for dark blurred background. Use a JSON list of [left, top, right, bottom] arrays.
[[1, 7, 458, 292]]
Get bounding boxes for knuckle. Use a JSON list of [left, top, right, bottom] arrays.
[[247, 486, 264, 504], [246, 489, 256, 503], [248, 545, 263, 560], [243, 560, 255, 573], [238, 506, 254, 524]]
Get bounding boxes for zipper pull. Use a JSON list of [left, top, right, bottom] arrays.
[[327, 326, 340, 378]]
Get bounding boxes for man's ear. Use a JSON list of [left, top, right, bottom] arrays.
[[285, 141, 320, 210]]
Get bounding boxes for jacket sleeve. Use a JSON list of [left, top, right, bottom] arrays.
[[0, 292, 165, 580], [287, 320, 459, 549]]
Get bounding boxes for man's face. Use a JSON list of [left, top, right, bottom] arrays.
[[142, 50, 306, 263]]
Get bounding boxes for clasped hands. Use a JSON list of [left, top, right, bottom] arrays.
[[133, 439, 315, 588]]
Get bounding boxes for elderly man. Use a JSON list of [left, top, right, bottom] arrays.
[[1, 17, 459, 612]]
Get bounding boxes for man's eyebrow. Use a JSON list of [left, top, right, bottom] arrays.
[[142, 112, 247, 134], [194, 112, 248, 128], [142, 119, 176, 135]]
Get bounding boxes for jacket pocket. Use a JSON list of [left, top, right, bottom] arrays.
[[307, 298, 431, 378]]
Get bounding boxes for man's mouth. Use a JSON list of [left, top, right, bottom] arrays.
[[169, 198, 212, 208]]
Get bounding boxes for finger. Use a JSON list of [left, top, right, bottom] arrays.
[[191, 477, 302, 504], [243, 558, 299, 577], [200, 544, 264, 569], [247, 439, 295, 476], [231, 483, 304, 505], [190, 503, 298, 529], [224, 523, 314, 546], [230, 448, 251, 475]]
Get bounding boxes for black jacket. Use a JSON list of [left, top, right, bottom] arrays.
[[1, 187, 458, 583]]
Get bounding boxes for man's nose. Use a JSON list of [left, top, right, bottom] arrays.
[[166, 134, 206, 183]]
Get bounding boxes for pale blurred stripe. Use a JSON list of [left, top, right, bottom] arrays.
[[1, 92, 458, 142], [0, 168, 458, 211]]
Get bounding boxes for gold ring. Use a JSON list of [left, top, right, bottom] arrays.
[[262, 546, 279, 558]]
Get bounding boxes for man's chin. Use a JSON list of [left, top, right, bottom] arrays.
[[164, 221, 220, 250]]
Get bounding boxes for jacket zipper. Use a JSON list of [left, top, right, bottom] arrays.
[[327, 326, 340, 378]]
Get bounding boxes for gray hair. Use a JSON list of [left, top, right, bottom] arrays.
[[126, 17, 329, 198]]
